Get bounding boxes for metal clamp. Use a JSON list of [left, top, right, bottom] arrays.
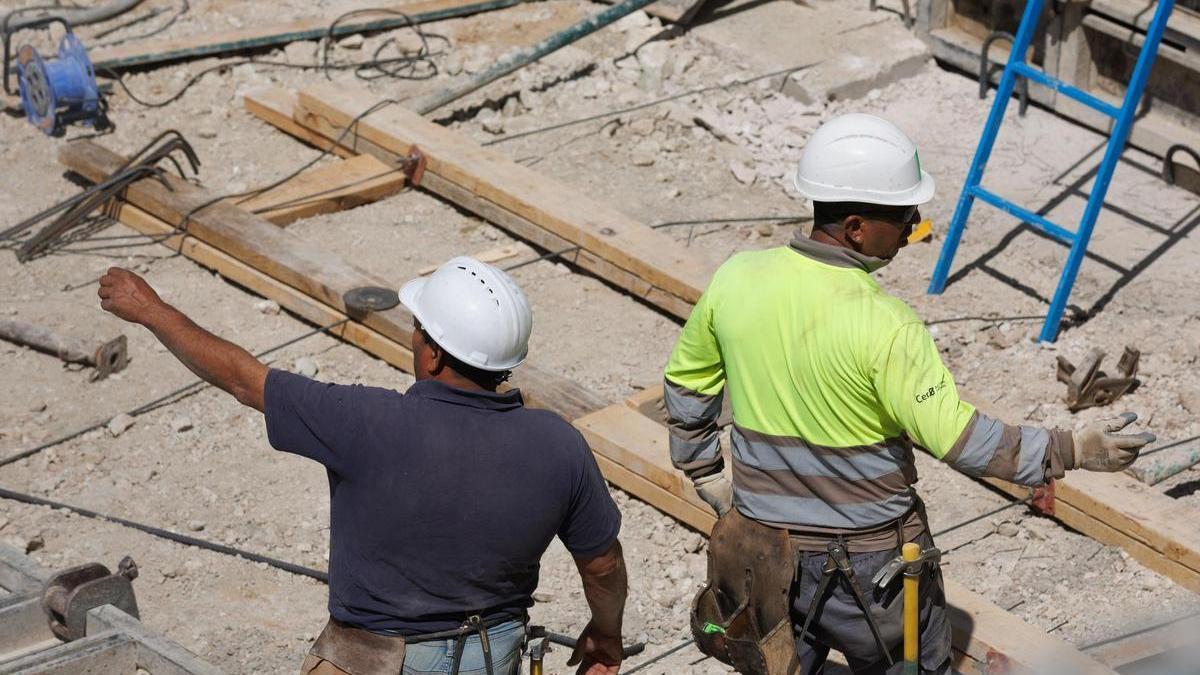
[[400, 145, 427, 187], [980, 31, 1030, 117], [1162, 143, 1200, 187], [42, 556, 139, 641], [872, 546, 942, 591], [1055, 346, 1140, 412]]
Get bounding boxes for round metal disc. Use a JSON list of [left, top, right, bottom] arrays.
[[343, 286, 400, 313]]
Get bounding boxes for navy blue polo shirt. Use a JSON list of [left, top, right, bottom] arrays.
[[263, 369, 621, 635]]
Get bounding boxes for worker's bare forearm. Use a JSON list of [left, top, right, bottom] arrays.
[[142, 303, 268, 411], [576, 540, 628, 637]]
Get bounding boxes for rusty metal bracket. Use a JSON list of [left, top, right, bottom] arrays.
[[1031, 478, 1056, 516], [401, 145, 427, 188], [42, 556, 139, 641], [1055, 347, 1140, 412]]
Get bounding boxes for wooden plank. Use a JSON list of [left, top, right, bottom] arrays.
[[419, 244, 520, 274], [244, 87, 357, 159], [235, 154, 407, 226], [60, 141, 606, 421], [244, 88, 697, 319], [88, 0, 524, 72], [104, 201, 416, 374], [961, 388, 1200, 594], [579, 397, 1110, 672], [291, 82, 718, 313]]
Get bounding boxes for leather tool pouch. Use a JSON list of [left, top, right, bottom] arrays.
[[308, 618, 407, 675], [690, 510, 799, 675]]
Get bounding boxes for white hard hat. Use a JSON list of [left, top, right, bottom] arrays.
[[793, 113, 935, 206], [399, 256, 532, 371]]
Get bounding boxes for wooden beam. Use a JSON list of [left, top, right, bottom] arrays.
[[88, 0, 525, 72], [283, 83, 716, 318], [581, 392, 1113, 674], [60, 141, 606, 421], [419, 244, 520, 274], [244, 88, 698, 319], [236, 154, 407, 226]]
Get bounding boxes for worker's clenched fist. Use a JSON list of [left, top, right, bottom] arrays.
[[1071, 412, 1156, 472], [97, 267, 166, 326]]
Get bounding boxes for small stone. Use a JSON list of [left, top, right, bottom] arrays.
[[628, 117, 656, 136], [188, 520, 206, 532], [337, 34, 364, 50], [1177, 386, 1200, 415], [681, 533, 703, 553], [107, 413, 135, 437], [631, 140, 659, 166], [996, 522, 1020, 537], [729, 160, 756, 185], [501, 96, 522, 118], [29, 401, 46, 413], [532, 591, 555, 603], [172, 416, 194, 433], [255, 299, 281, 315], [294, 357, 319, 378], [756, 223, 773, 237], [479, 109, 504, 135], [26, 534, 44, 553], [197, 128, 217, 139], [444, 54, 464, 76], [283, 40, 316, 64]]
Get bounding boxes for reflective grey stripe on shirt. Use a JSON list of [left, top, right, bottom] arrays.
[[729, 425, 916, 529], [942, 410, 1057, 487], [663, 378, 724, 477]]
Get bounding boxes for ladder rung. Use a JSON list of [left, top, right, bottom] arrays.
[[971, 186, 1077, 244], [1011, 63, 1121, 119]]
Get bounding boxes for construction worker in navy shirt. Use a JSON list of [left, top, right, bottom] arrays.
[[98, 256, 628, 675]]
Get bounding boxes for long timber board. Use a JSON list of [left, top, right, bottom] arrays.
[[88, 0, 524, 72], [60, 141, 605, 422], [283, 83, 717, 319]]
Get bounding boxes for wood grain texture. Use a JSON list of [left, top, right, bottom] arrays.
[[60, 141, 606, 421], [236, 154, 407, 226], [245, 87, 699, 319], [291, 82, 718, 314]]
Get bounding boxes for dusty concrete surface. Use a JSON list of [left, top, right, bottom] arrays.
[[0, 0, 1198, 673]]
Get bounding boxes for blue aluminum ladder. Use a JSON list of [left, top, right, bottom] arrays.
[[927, 0, 1176, 342]]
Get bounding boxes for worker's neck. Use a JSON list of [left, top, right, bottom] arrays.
[[423, 370, 496, 394], [810, 228, 851, 249]]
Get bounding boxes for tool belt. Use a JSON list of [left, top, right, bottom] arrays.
[[309, 614, 512, 675], [309, 618, 407, 675], [690, 509, 800, 675]]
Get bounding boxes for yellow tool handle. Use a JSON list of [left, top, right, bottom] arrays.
[[530, 660, 543, 675], [902, 542, 921, 672]]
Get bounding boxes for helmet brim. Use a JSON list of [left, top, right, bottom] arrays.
[[794, 168, 936, 207]]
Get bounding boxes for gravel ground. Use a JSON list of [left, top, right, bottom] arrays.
[[0, 1, 1198, 673]]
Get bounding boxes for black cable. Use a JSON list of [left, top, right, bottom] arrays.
[[931, 496, 1032, 539], [0, 485, 327, 582], [0, 318, 349, 469], [98, 8, 448, 109], [1135, 434, 1199, 458], [482, 61, 823, 147], [620, 637, 694, 674]]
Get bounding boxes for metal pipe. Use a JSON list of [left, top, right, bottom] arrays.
[[89, 0, 525, 72], [409, 0, 660, 115], [0, 319, 128, 379]]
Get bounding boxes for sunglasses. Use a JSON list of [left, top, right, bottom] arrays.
[[829, 204, 919, 225]]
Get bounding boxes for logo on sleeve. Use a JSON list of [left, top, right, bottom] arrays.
[[914, 375, 948, 404]]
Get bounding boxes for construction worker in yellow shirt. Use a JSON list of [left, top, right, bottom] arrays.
[[664, 113, 1156, 674]]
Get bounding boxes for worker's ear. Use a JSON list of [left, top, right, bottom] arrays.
[[426, 339, 447, 375], [843, 215, 866, 248]]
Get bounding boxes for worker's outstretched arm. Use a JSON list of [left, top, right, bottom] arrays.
[[98, 267, 267, 411], [568, 540, 628, 675], [873, 322, 1155, 485], [663, 287, 731, 514]]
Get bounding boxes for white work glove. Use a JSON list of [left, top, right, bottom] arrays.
[[1071, 412, 1156, 472], [693, 472, 733, 516]]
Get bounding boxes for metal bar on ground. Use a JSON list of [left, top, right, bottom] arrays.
[[408, 0, 661, 114]]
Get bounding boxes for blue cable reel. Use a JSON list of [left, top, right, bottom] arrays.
[[3, 16, 105, 136]]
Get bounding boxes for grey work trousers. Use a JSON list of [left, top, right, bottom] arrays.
[[790, 531, 951, 675]]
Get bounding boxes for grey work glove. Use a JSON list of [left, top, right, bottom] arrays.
[[1071, 412, 1156, 472], [693, 472, 733, 517]]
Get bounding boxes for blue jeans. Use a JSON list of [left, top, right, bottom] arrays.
[[402, 619, 525, 675]]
